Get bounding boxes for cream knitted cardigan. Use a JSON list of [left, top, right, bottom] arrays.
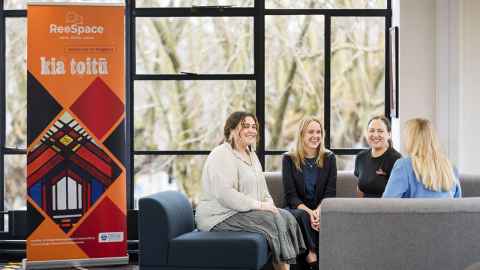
[[195, 143, 274, 231]]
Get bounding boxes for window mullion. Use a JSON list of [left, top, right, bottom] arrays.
[[1, 0, 6, 225], [324, 15, 331, 149]]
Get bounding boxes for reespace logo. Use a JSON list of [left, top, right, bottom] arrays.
[[49, 11, 104, 35]]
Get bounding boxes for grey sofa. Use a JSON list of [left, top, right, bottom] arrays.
[[139, 172, 480, 270], [265, 172, 480, 270]]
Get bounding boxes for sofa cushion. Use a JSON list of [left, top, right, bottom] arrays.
[[460, 174, 480, 197], [264, 172, 286, 208], [168, 231, 269, 269], [336, 171, 357, 198]]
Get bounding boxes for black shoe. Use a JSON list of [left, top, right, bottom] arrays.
[[307, 261, 318, 270]]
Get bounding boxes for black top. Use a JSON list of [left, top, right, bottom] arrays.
[[354, 147, 402, 197], [282, 152, 337, 209]]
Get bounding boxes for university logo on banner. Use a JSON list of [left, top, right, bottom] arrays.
[[25, 3, 127, 269]]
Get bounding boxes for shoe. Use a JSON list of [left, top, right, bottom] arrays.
[[307, 261, 318, 270]]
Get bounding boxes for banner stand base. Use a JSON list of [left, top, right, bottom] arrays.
[[22, 256, 129, 269]]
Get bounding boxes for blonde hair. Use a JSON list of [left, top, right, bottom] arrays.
[[405, 118, 455, 192], [288, 116, 328, 171]]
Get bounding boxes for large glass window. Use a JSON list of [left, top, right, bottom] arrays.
[[4, 0, 123, 10], [331, 17, 385, 149], [4, 154, 26, 211], [5, 18, 27, 149], [136, 0, 254, 8], [134, 155, 206, 207], [266, 0, 386, 9], [1, 1, 391, 212], [136, 17, 254, 74], [265, 15, 325, 151], [134, 80, 255, 151]]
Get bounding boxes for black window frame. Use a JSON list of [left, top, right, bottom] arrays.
[[0, 0, 392, 217]]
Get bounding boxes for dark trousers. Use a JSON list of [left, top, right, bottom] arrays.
[[286, 208, 318, 252]]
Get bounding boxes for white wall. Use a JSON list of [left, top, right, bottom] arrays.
[[398, 0, 436, 125], [396, 0, 480, 173], [459, 0, 480, 174], [395, 0, 436, 153]]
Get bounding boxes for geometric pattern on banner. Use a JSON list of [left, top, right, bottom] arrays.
[[26, 200, 45, 238], [70, 77, 124, 140], [27, 112, 121, 233], [27, 71, 63, 146], [103, 119, 125, 166], [70, 197, 127, 258]]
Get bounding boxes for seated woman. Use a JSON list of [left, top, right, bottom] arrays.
[[355, 116, 402, 197], [383, 118, 462, 198], [282, 116, 337, 268], [195, 111, 306, 270]]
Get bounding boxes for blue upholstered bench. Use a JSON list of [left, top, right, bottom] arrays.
[[138, 191, 270, 270]]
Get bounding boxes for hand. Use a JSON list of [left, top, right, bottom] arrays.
[[298, 204, 318, 229], [307, 209, 319, 230], [260, 201, 279, 214], [310, 207, 320, 231]]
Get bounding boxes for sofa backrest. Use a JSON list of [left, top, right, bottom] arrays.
[[139, 191, 194, 266], [264, 171, 480, 207], [318, 197, 480, 270], [459, 173, 480, 197], [264, 171, 359, 208]]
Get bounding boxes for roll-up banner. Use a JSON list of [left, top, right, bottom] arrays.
[[25, 3, 127, 269]]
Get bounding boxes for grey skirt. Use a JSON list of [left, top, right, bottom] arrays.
[[212, 209, 306, 264]]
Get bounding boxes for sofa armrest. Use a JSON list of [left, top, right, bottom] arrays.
[[138, 191, 194, 266]]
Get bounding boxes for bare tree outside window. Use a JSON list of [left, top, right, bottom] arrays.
[[4, 18, 27, 211], [1, 0, 388, 208], [266, 0, 385, 9], [331, 17, 385, 150], [136, 0, 254, 7]]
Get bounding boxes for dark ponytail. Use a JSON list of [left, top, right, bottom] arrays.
[[367, 115, 393, 148], [223, 111, 259, 149]]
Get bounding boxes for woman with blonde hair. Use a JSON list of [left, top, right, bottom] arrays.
[[195, 111, 306, 270], [282, 116, 337, 268], [383, 118, 461, 198]]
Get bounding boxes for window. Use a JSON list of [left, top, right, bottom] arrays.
[[265, 15, 325, 152], [0, 0, 392, 213], [330, 17, 386, 149]]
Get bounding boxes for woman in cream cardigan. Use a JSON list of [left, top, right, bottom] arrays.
[[195, 111, 305, 270]]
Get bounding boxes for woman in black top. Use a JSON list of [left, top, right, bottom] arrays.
[[354, 116, 401, 197], [282, 116, 337, 268]]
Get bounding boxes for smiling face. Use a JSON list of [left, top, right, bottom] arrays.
[[234, 116, 258, 148], [302, 120, 323, 154], [367, 119, 391, 151]]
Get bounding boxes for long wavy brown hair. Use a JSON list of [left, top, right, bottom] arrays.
[[223, 111, 259, 151]]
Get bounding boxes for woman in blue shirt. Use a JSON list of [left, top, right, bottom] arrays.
[[383, 118, 461, 198], [282, 117, 337, 268]]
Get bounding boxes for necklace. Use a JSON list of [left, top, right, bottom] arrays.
[[305, 158, 316, 168]]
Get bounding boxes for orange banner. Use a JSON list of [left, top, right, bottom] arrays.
[[26, 3, 126, 268]]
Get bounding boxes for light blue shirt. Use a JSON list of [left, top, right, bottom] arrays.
[[382, 157, 462, 198]]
